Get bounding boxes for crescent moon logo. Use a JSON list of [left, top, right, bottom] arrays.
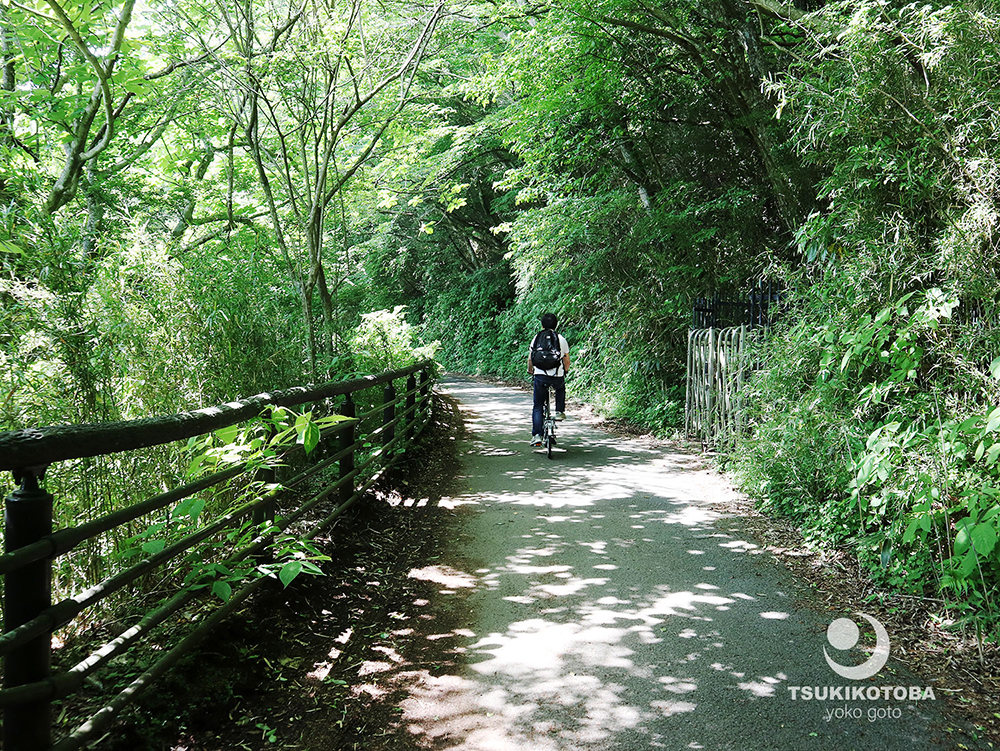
[[823, 612, 890, 680]]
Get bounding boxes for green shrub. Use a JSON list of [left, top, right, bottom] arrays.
[[350, 306, 439, 374], [733, 279, 1000, 629]]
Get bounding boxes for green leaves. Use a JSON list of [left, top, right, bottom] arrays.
[[174, 496, 206, 524], [184, 563, 245, 602], [185, 407, 352, 480], [211, 579, 233, 602], [349, 307, 438, 374], [902, 499, 932, 545], [269, 537, 330, 589], [955, 518, 998, 558], [278, 560, 303, 588], [850, 400, 1000, 613], [442, 182, 470, 213], [294, 413, 321, 455], [275, 411, 351, 455], [182, 530, 331, 603], [953, 516, 1000, 579], [116, 73, 152, 97], [990, 357, 1000, 382], [142, 538, 166, 556]]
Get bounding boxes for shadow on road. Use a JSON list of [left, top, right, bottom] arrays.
[[347, 375, 985, 751]]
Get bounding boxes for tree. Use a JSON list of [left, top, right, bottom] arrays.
[[176, 0, 447, 375]]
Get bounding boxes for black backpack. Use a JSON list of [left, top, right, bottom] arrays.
[[530, 329, 562, 370]]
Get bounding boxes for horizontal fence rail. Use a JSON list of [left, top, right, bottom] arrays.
[[0, 361, 436, 751]]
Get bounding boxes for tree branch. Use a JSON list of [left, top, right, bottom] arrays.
[[745, 0, 804, 24], [43, 0, 137, 213]]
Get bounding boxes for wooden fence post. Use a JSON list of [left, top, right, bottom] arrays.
[[405, 373, 417, 443], [3, 469, 53, 751], [339, 395, 356, 506], [252, 422, 277, 532], [383, 381, 396, 450], [420, 368, 431, 423]]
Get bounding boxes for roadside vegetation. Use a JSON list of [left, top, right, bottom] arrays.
[[2, 0, 1000, 661]]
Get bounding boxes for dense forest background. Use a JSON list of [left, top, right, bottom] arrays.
[[3, 0, 1000, 634]]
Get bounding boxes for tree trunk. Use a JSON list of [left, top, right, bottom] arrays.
[[82, 166, 104, 260], [300, 279, 319, 378], [315, 262, 336, 369]]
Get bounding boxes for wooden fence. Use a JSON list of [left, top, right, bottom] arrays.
[[686, 326, 751, 447], [0, 361, 435, 751]]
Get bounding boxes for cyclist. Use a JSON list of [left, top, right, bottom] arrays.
[[528, 312, 570, 447]]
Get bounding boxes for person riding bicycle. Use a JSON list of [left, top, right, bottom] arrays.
[[528, 312, 570, 447]]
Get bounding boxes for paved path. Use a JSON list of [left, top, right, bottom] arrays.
[[396, 376, 986, 750]]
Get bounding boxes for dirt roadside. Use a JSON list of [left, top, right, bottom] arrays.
[[86, 394, 468, 751]]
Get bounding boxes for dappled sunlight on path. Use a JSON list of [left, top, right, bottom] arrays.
[[361, 375, 985, 750]]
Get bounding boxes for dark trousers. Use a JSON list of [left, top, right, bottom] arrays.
[[532, 374, 565, 435]]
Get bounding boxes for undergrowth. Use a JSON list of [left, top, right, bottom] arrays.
[[732, 281, 1000, 643]]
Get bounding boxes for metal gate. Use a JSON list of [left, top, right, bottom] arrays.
[[685, 326, 751, 446]]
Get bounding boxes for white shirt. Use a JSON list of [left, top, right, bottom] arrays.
[[529, 331, 570, 377]]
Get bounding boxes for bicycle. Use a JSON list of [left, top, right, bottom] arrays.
[[542, 389, 557, 459]]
